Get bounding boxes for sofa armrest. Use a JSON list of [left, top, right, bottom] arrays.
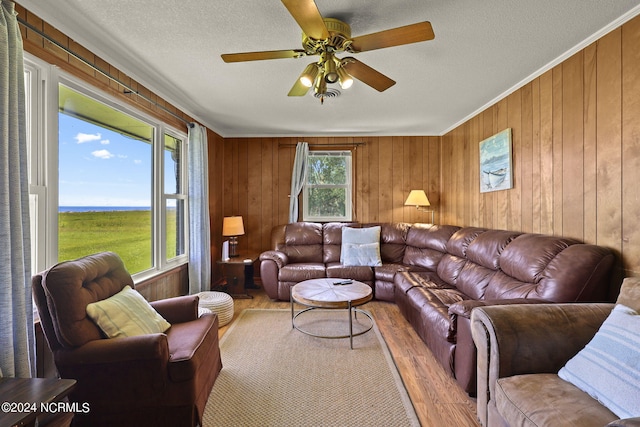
[[608, 418, 640, 427], [260, 250, 288, 268], [54, 334, 171, 402], [55, 333, 169, 365], [471, 303, 613, 427], [448, 298, 548, 319], [151, 295, 199, 323]]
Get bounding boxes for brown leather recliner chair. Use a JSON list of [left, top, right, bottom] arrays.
[[32, 252, 222, 427]]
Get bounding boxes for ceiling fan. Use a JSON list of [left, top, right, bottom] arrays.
[[221, 0, 435, 103]]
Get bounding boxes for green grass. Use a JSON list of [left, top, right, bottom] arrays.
[[58, 210, 168, 274]]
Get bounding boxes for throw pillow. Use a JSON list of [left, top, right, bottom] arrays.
[[616, 277, 640, 312], [558, 304, 640, 419], [86, 285, 171, 338], [341, 226, 382, 267]]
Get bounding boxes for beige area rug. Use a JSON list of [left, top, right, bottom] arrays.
[[202, 308, 420, 427]]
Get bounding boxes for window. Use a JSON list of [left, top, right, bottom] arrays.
[[24, 54, 188, 279], [24, 60, 47, 275], [303, 151, 352, 222], [163, 133, 186, 260]]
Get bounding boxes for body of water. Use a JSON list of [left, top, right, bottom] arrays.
[[59, 206, 151, 213]]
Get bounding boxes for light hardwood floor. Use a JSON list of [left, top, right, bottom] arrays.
[[218, 288, 480, 427]]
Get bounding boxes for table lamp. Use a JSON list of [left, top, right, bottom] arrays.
[[222, 216, 245, 257], [404, 190, 435, 224]]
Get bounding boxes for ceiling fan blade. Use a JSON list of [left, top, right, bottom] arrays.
[[349, 21, 434, 52], [342, 58, 396, 92], [288, 78, 311, 96], [281, 0, 329, 40], [221, 49, 306, 63]]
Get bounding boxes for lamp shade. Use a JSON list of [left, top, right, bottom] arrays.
[[222, 216, 245, 236], [404, 190, 431, 207], [299, 63, 319, 88]]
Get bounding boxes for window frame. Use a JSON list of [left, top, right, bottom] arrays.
[[302, 150, 353, 222], [25, 54, 189, 281]]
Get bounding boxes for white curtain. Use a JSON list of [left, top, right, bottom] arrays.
[[0, 1, 35, 378], [187, 123, 211, 294], [289, 141, 308, 223]]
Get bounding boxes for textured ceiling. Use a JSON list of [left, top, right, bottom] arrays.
[[18, 0, 640, 137]]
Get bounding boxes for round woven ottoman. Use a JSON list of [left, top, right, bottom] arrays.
[[197, 291, 234, 327]]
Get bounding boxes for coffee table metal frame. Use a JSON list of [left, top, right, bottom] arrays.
[[290, 278, 373, 349]]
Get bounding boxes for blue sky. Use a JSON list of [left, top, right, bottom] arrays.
[[58, 113, 152, 207]]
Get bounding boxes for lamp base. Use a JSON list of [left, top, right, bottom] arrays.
[[416, 208, 435, 224], [229, 236, 239, 257]]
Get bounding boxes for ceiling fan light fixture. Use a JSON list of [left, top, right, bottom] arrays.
[[337, 67, 353, 89], [314, 72, 327, 94], [299, 63, 319, 88], [324, 55, 339, 83]]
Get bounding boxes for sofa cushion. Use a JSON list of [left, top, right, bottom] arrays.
[[326, 262, 374, 282], [284, 222, 323, 263], [86, 285, 171, 338], [498, 234, 578, 283], [341, 226, 382, 266], [278, 263, 326, 282], [323, 222, 358, 263], [404, 285, 469, 342], [495, 373, 617, 427], [395, 271, 452, 295], [374, 263, 408, 283], [377, 222, 411, 263], [403, 224, 460, 270], [558, 304, 640, 419]]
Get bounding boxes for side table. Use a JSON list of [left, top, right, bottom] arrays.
[[0, 377, 77, 427], [217, 252, 259, 298]]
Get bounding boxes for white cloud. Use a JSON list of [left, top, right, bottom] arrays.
[[134, 159, 142, 164], [100, 139, 110, 145], [75, 132, 101, 144], [92, 149, 114, 159]]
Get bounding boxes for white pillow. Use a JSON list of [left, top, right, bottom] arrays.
[[558, 304, 640, 419], [86, 285, 171, 338], [341, 226, 382, 267]]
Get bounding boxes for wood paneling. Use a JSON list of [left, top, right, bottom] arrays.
[[135, 264, 189, 301], [441, 15, 640, 285]]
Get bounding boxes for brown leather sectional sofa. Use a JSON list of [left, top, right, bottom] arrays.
[[259, 222, 615, 394]]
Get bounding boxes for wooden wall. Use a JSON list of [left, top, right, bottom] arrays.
[[441, 15, 640, 281], [220, 136, 440, 258]]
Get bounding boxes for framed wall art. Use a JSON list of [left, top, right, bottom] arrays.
[[479, 128, 513, 193]]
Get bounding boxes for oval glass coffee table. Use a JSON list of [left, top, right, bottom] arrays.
[[290, 278, 373, 349]]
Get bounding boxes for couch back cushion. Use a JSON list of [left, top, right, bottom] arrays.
[[485, 234, 614, 302], [283, 222, 324, 263], [41, 252, 133, 348], [462, 230, 522, 299], [437, 228, 613, 302], [376, 222, 411, 263], [323, 222, 359, 263], [438, 229, 523, 299], [403, 224, 461, 270]]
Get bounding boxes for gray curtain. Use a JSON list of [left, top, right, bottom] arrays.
[[0, 1, 35, 378], [289, 142, 308, 223], [187, 123, 211, 294]]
